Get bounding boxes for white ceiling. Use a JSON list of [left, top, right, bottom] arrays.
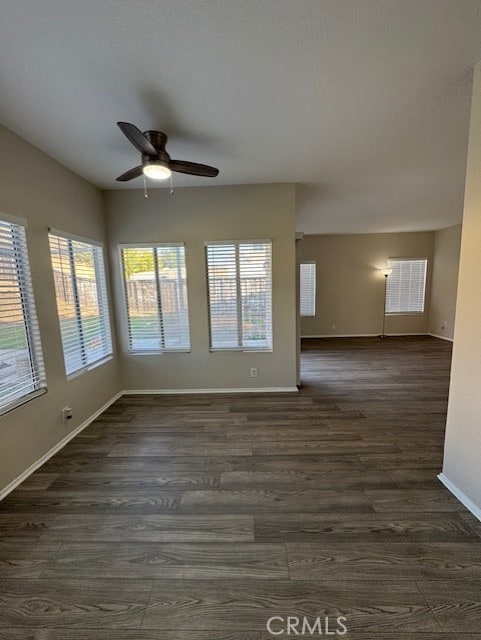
[[1, 0, 481, 233]]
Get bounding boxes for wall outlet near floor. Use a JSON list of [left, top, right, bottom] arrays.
[[331, 324, 336, 331], [250, 367, 258, 378], [62, 407, 73, 421], [442, 321, 447, 331]]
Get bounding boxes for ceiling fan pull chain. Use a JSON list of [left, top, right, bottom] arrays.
[[170, 172, 174, 196], [143, 175, 148, 198]]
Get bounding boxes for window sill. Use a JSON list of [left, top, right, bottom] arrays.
[[67, 354, 114, 380], [128, 349, 191, 356], [210, 348, 273, 353], [0, 387, 47, 417], [385, 312, 424, 316]]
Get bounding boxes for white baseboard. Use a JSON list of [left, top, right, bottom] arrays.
[[301, 333, 428, 339], [429, 333, 454, 342], [0, 392, 122, 501], [438, 473, 481, 523], [123, 387, 299, 395]]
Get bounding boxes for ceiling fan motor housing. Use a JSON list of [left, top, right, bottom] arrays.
[[144, 130, 168, 152]]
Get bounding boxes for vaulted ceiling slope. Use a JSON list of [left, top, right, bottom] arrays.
[[1, 1, 481, 233]]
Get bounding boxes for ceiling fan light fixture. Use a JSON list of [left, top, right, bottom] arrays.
[[116, 123, 219, 182], [143, 161, 171, 180]]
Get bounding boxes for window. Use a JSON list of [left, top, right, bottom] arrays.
[[300, 262, 316, 317], [120, 244, 190, 353], [385, 258, 427, 314], [206, 240, 272, 350], [0, 217, 46, 414], [49, 231, 112, 376]]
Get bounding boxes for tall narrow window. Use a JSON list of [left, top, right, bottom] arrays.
[[49, 232, 112, 377], [385, 258, 428, 314], [121, 244, 190, 353], [0, 217, 46, 414], [300, 262, 316, 317], [206, 240, 272, 350]]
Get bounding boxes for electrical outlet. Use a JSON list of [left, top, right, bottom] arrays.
[[250, 367, 258, 378], [62, 407, 73, 421], [442, 321, 447, 330], [331, 324, 336, 331]]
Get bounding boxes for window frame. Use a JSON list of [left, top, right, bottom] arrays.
[[119, 242, 191, 355], [385, 257, 428, 316], [0, 214, 47, 416], [49, 229, 113, 378], [299, 261, 316, 317], [205, 239, 273, 352]]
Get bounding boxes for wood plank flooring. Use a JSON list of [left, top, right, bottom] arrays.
[[1, 336, 480, 639]]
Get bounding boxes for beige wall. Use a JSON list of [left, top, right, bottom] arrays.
[[442, 62, 481, 512], [299, 232, 434, 337], [0, 125, 121, 491], [428, 224, 462, 341], [105, 184, 297, 391]]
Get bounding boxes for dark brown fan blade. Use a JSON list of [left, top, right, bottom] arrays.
[[117, 122, 157, 156], [170, 160, 219, 177], [116, 165, 143, 182]]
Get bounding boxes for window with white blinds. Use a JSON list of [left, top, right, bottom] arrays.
[[49, 232, 112, 377], [206, 241, 272, 351], [300, 262, 316, 317], [385, 258, 428, 314], [120, 244, 190, 353], [0, 218, 46, 414]]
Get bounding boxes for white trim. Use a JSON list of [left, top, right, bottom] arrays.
[[0, 392, 122, 501], [438, 473, 481, 523], [428, 333, 454, 343], [301, 333, 428, 338], [122, 387, 299, 395]]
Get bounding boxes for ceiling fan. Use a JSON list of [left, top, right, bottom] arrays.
[[116, 122, 219, 182]]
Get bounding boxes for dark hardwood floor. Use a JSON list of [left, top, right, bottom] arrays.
[[1, 336, 480, 639]]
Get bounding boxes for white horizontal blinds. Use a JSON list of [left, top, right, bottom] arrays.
[[239, 242, 272, 348], [385, 258, 428, 314], [206, 244, 239, 349], [73, 240, 112, 366], [49, 234, 83, 373], [156, 245, 190, 350], [300, 262, 316, 316], [121, 245, 190, 352], [121, 248, 162, 351], [49, 233, 112, 376], [0, 219, 46, 412], [206, 241, 272, 350]]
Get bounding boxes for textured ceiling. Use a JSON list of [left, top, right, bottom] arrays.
[[1, 0, 481, 233]]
